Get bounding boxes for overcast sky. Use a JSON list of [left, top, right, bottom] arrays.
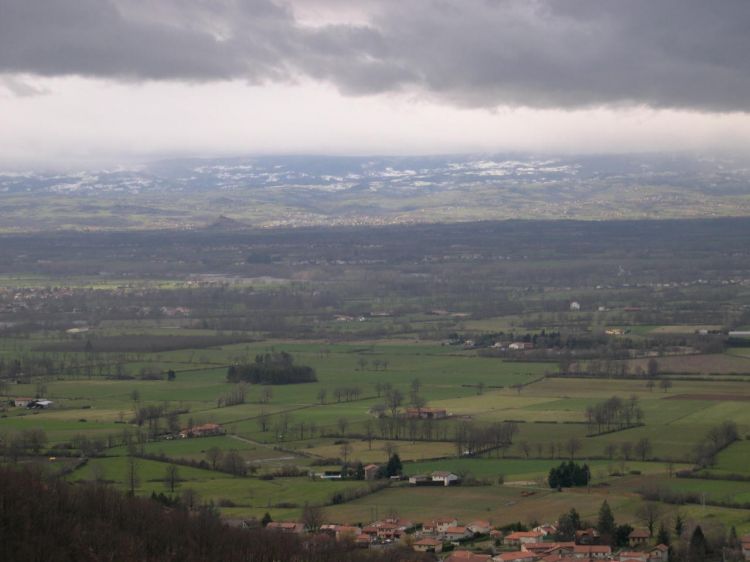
[[1, 0, 749, 168]]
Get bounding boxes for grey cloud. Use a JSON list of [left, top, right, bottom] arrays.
[[0, 0, 748, 111]]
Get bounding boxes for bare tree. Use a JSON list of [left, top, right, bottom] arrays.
[[636, 502, 662, 537], [385, 388, 403, 418], [635, 437, 652, 461], [257, 410, 270, 432], [222, 450, 247, 476], [126, 456, 140, 496], [180, 488, 200, 510], [518, 440, 531, 458], [340, 442, 352, 464], [164, 464, 180, 493], [337, 417, 349, 436], [316, 388, 327, 404], [566, 437, 582, 460], [301, 503, 324, 533], [363, 419, 375, 450], [620, 441, 633, 461], [647, 358, 660, 377], [260, 386, 273, 403], [206, 446, 223, 470], [604, 443, 617, 460], [383, 441, 397, 462]]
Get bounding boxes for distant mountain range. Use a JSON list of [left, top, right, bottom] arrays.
[[1, 153, 749, 230]]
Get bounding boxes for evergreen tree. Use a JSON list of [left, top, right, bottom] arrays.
[[385, 453, 402, 477], [656, 522, 670, 546], [616, 524, 634, 548], [728, 526, 739, 549], [261, 512, 272, 527], [556, 508, 581, 541], [674, 514, 684, 537], [688, 525, 708, 562], [596, 500, 616, 546]]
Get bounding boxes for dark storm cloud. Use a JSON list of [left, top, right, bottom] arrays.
[[1, 0, 749, 111]]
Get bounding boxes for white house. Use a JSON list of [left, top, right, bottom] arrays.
[[431, 471, 459, 486]]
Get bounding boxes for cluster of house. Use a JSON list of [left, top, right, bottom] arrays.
[[267, 516, 417, 549], [440, 526, 670, 562], [263, 516, 691, 562], [177, 423, 224, 439]]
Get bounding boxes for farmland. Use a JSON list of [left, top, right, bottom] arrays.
[[1, 218, 750, 536]]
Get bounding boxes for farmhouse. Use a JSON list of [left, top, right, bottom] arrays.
[[355, 534, 372, 548], [522, 542, 575, 556], [27, 399, 53, 409], [266, 521, 304, 534], [740, 535, 750, 560], [314, 470, 343, 480], [413, 537, 443, 553], [423, 517, 458, 535], [444, 526, 471, 541], [504, 530, 544, 546], [628, 529, 650, 547], [179, 423, 224, 438], [363, 463, 379, 480], [493, 551, 537, 562], [649, 544, 669, 562], [405, 407, 447, 419], [432, 471, 459, 486], [320, 524, 361, 540], [408, 474, 431, 486], [570, 301, 581, 311], [11, 397, 34, 407], [575, 528, 600, 545], [445, 551, 491, 562], [573, 545, 611, 558], [618, 551, 647, 562], [467, 520, 492, 535], [533, 524, 558, 536]]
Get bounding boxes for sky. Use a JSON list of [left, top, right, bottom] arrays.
[[1, 0, 749, 169]]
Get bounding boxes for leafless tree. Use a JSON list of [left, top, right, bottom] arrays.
[[340, 442, 352, 464], [164, 464, 180, 493], [301, 503, 324, 533], [337, 417, 349, 436], [206, 446, 223, 470], [126, 456, 140, 495], [566, 437, 582, 460]]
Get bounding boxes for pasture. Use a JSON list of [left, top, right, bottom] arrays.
[[3, 326, 750, 527]]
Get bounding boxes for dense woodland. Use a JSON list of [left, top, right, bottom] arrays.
[[0, 466, 429, 562], [227, 352, 318, 385]]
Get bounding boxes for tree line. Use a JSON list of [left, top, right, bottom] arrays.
[[227, 352, 317, 385]]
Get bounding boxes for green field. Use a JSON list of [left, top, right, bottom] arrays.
[[4, 326, 750, 527]]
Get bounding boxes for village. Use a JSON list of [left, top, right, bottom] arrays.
[[260, 511, 739, 562]]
